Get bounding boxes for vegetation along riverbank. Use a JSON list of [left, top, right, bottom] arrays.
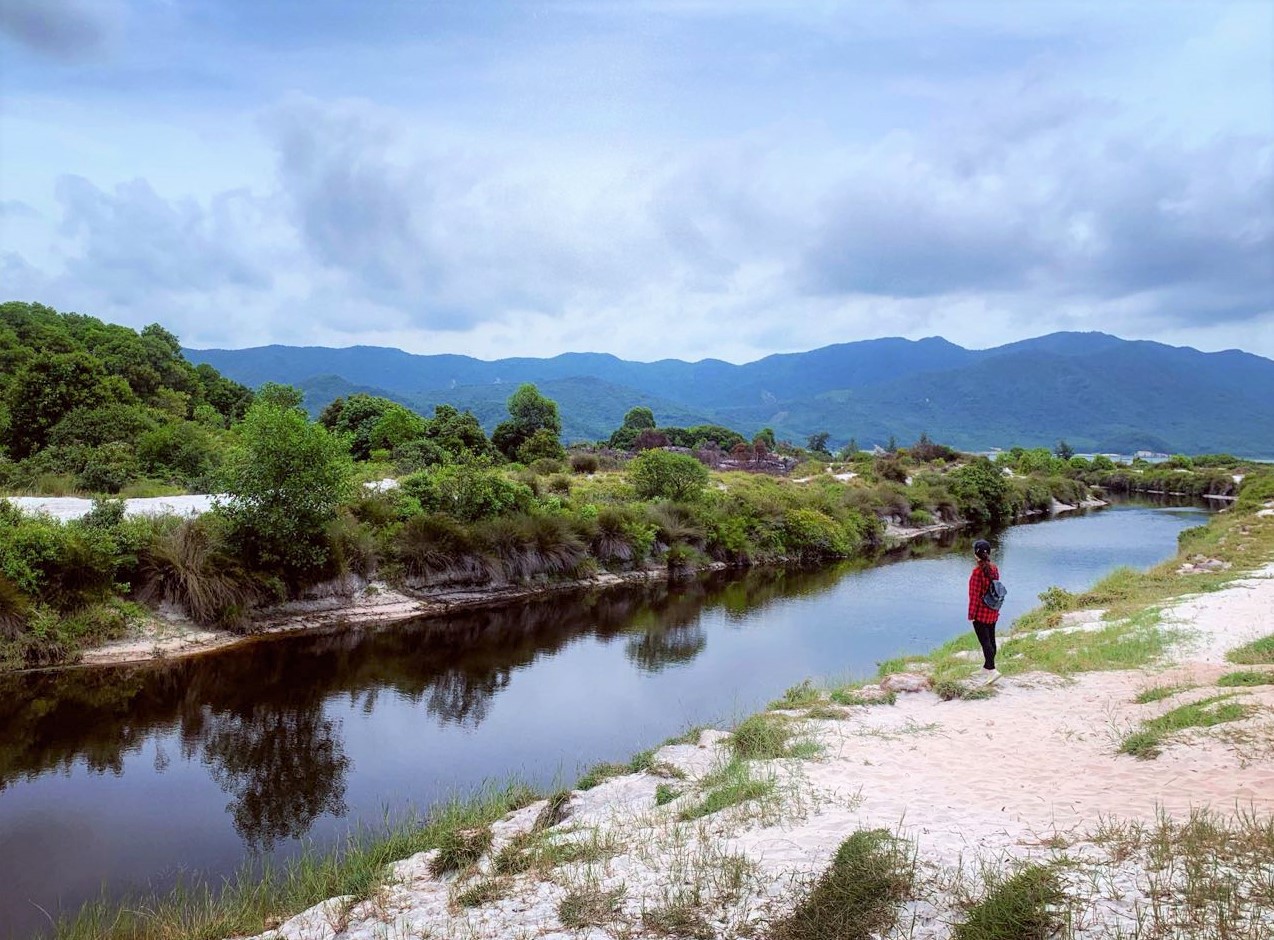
[[7, 302, 1215, 675], [39, 450, 1274, 938]]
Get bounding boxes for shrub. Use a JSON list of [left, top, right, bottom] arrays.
[[137, 518, 260, 628], [628, 449, 710, 501], [569, 453, 599, 474], [393, 513, 488, 584], [399, 466, 534, 523]]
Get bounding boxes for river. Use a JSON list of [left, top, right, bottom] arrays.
[[0, 500, 1207, 937]]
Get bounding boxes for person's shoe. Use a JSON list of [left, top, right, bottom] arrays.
[[983, 669, 1001, 686]]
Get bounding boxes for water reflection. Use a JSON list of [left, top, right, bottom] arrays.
[[0, 555, 899, 848]]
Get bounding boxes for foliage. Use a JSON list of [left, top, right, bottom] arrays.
[[217, 399, 355, 578], [493, 383, 562, 460], [399, 465, 534, 523], [949, 458, 1011, 526], [138, 517, 261, 628], [628, 449, 710, 501]]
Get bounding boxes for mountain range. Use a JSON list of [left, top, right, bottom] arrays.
[[184, 333, 1274, 457]]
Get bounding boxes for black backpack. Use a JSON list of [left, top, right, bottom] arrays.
[[982, 566, 1008, 610]]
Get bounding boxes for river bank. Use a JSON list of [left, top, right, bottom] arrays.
[[45, 498, 1111, 674], [232, 502, 1274, 940]]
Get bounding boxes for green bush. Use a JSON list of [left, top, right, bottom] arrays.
[[399, 465, 534, 523], [628, 450, 709, 501], [137, 517, 261, 628], [569, 453, 600, 474]]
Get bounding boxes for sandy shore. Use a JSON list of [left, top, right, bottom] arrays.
[[243, 563, 1274, 940]]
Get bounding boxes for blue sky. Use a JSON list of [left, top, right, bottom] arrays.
[[2, 0, 1271, 361]]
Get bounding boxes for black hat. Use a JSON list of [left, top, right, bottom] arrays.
[[973, 539, 992, 557]]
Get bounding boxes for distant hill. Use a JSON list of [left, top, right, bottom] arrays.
[[187, 332, 1274, 457]]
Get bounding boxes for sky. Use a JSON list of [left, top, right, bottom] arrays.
[[1, 0, 1272, 363]]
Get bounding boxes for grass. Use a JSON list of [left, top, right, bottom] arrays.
[[768, 679, 823, 710], [679, 759, 776, 821], [49, 782, 538, 940], [455, 877, 508, 907], [557, 885, 625, 929], [804, 703, 851, 720], [533, 789, 572, 830], [575, 761, 630, 790], [1134, 683, 1195, 704], [728, 713, 821, 761], [1226, 632, 1274, 665], [427, 824, 494, 876], [933, 677, 996, 701], [1119, 693, 1257, 759], [492, 827, 620, 877], [654, 783, 683, 806], [1088, 808, 1274, 938], [642, 900, 715, 939], [1217, 669, 1274, 687], [953, 863, 1067, 940], [829, 686, 897, 707], [766, 828, 914, 940]]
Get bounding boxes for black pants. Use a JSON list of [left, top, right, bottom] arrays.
[[973, 621, 997, 670]]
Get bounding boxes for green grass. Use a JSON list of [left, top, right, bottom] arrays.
[[933, 677, 996, 701], [558, 885, 625, 929], [953, 863, 1067, 940], [1134, 683, 1195, 704], [576, 761, 630, 790], [728, 713, 820, 761], [679, 759, 776, 821], [829, 686, 897, 707], [1226, 633, 1274, 666], [428, 824, 494, 876], [492, 827, 620, 877], [48, 782, 538, 940], [768, 679, 823, 710], [455, 877, 508, 907], [1120, 693, 1257, 759], [766, 829, 914, 940], [654, 783, 683, 806], [1217, 670, 1274, 687], [533, 789, 572, 830], [804, 703, 851, 720]]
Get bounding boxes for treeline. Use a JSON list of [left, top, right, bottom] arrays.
[[0, 301, 252, 495]]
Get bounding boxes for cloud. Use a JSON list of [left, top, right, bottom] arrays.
[[0, 0, 121, 60], [53, 175, 274, 300]]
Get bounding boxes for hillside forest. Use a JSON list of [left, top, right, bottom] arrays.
[[2, 301, 1269, 672]]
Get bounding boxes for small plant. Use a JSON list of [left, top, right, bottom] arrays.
[[1120, 693, 1256, 759], [576, 761, 629, 790], [455, 877, 508, 907], [679, 759, 776, 821], [558, 885, 625, 929], [1227, 633, 1274, 665], [729, 713, 814, 760], [654, 783, 683, 806], [534, 789, 572, 830], [831, 686, 898, 707], [1217, 670, 1274, 687], [1134, 683, 1194, 704], [933, 678, 996, 701], [953, 863, 1067, 940], [768, 679, 823, 710], [767, 828, 914, 940], [429, 825, 493, 876], [806, 703, 851, 720], [643, 900, 715, 939]]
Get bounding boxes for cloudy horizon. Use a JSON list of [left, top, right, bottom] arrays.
[[2, 0, 1271, 363]]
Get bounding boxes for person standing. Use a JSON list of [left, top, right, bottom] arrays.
[[968, 538, 1001, 685]]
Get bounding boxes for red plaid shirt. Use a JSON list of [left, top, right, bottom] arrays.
[[968, 563, 1001, 623]]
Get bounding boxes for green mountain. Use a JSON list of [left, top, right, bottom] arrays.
[[188, 333, 1274, 457]]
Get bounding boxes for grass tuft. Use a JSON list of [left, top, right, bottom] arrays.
[[933, 678, 996, 701], [1217, 669, 1274, 687], [953, 863, 1066, 940], [654, 783, 683, 806], [429, 825, 493, 876], [455, 877, 508, 908], [643, 900, 715, 939], [576, 761, 629, 791], [1134, 683, 1194, 704], [533, 789, 572, 830], [767, 828, 914, 940], [768, 679, 823, 710], [557, 885, 625, 929], [1227, 633, 1274, 665], [680, 759, 775, 821], [1120, 693, 1257, 759]]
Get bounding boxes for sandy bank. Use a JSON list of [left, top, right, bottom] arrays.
[[242, 563, 1274, 940]]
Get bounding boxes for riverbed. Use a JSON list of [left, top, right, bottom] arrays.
[[0, 500, 1207, 937]]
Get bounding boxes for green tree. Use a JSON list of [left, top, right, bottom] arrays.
[[627, 449, 709, 501], [1055, 440, 1075, 460], [949, 458, 1011, 526], [5, 351, 131, 458], [806, 431, 831, 455], [493, 383, 562, 460], [622, 406, 656, 430], [218, 400, 354, 576], [254, 382, 304, 411], [517, 427, 566, 463]]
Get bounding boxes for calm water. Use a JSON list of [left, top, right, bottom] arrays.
[[0, 501, 1206, 937]]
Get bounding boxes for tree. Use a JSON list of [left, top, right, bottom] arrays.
[[949, 458, 1011, 526], [5, 351, 131, 458], [218, 400, 354, 577], [621, 406, 656, 431], [255, 382, 304, 412], [754, 428, 776, 449], [627, 449, 709, 501], [837, 438, 859, 460], [493, 383, 561, 461], [1055, 440, 1075, 460], [886, 434, 898, 454], [806, 431, 831, 455]]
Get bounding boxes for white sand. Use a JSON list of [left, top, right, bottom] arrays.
[[244, 565, 1274, 940], [7, 493, 215, 520]]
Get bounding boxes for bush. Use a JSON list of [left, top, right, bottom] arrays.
[[137, 518, 261, 628], [628, 450, 709, 501], [399, 466, 534, 523], [569, 453, 600, 474]]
